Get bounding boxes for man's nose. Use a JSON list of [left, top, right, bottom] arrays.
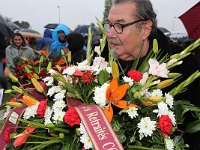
[[106, 27, 116, 38]]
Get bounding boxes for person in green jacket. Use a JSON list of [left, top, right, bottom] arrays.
[[4, 32, 35, 77]]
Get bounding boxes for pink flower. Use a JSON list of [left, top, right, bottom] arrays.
[[64, 107, 81, 127]]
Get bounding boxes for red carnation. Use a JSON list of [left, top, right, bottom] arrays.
[[81, 70, 93, 83], [157, 115, 172, 136], [127, 70, 143, 82], [37, 100, 47, 117], [4, 127, 12, 143], [64, 107, 81, 127]]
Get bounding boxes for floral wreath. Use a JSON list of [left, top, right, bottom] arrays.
[[1, 20, 200, 150]]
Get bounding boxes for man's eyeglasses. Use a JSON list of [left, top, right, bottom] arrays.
[[104, 19, 145, 34]]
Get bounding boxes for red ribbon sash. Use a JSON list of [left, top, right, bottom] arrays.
[[75, 105, 124, 150], [0, 106, 26, 150]]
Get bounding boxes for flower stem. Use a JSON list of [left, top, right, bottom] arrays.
[[127, 145, 164, 150]]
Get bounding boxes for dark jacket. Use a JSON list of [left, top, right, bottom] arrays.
[[103, 29, 200, 150], [67, 32, 86, 64], [0, 33, 7, 59], [71, 49, 86, 64], [107, 29, 200, 106]]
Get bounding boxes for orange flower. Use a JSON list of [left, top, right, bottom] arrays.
[[13, 127, 36, 147], [33, 60, 39, 65], [21, 94, 38, 106], [40, 50, 49, 56], [104, 78, 138, 122], [57, 57, 66, 65]]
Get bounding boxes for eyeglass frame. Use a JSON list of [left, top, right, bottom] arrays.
[[104, 19, 146, 34]]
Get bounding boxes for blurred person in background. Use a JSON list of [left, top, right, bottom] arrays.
[[50, 24, 70, 58], [37, 28, 53, 50], [4, 32, 35, 77], [66, 32, 86, 64], [0, 32, 7, 89]]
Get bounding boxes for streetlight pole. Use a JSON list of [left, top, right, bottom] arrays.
[[57, 6, 60, 24], [172, 17, 177, 31]]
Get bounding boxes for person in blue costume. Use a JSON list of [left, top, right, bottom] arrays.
[[50, 24, 70, 57], [37, 28, 53, 50]]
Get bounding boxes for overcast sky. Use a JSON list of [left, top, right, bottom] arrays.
[[0, 0, 199, 34]]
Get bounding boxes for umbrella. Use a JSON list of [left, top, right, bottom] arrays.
[[7, 21, 20, 32], [19, 29, 42, 38], [0, 15, 13, 37], [20, 29, 41, 34], [158, 27, 171, 37], [74, 25, 99, 36], [74, 25, 101, 46], [179, 2, 200, 39], [20, 32, 42, 38], [44, 23, 59, 29]]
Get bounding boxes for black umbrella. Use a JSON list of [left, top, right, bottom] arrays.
[[0, 15, 13, 37], [74, 25, 101, 46], [44, 23, 59, 29], [74, 25, 99, 36], [7, 21, 20, 32], [158, 27, 171, 37]]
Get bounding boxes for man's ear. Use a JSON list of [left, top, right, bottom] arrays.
[[142, 20, 153, 40]]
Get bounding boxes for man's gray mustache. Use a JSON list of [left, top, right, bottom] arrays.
[[107, 38, 123, 45], [110, 48, 118, 59]]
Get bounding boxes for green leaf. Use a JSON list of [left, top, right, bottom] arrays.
[[174, 103, 184, 123], [138, 49, 153, 72], [131, 56, 140, 70], [173, 136, 184, 145], [186, 120, 200, 133], [116, 131, 126, 143], [98, 70, 109, 85], [130, 135, 136, 143], [0, 103, 7, 110]]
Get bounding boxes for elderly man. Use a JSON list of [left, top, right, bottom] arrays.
[[105, 0, 200, 103], [104, 0, 200, 149], [105, 0, 156, 61]]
